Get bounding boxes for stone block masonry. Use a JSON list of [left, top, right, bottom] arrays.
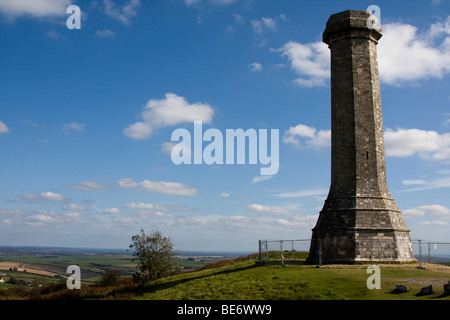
[[306, 10, 416, 264]]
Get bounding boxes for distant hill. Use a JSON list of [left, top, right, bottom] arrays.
[[0, 246, 130, 256]]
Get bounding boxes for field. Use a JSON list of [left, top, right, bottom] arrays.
[[0, 246, 244, 289], [0, 248, 137, 285]]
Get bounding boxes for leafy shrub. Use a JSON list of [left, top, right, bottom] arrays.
[[98, 270, 122, 287]]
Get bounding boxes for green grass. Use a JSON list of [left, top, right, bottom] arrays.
[[136, 257, 450, 300], [2, 253, 450, 300], [0, 270, 56, 289], [0, 254, 137, 290]]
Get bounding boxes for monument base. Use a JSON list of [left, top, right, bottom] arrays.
[[306, 227, 416, 265]]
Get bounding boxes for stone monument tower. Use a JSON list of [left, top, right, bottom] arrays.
[[306, 10, 415, 264]]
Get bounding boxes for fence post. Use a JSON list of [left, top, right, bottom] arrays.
[[418, 239, 422, 266], [427, 242, 431, 263], [258, 240, 262, 264], [291, 240, 294, 260]]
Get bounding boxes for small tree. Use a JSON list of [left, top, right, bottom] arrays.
[[129, 229, 179, 283]]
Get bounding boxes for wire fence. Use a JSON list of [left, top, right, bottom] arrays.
[[412, 239, 450, 265], [258, 239, 311, 266], [258, 239, 450, 266]]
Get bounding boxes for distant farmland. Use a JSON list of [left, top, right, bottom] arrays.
[[0, 246, 247, 285]]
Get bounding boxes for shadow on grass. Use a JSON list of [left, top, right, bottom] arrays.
[[111, 263, 257, 298], [389, 289, 407, 295]]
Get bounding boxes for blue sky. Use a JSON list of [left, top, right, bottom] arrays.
[[0, 0, 449, 251]]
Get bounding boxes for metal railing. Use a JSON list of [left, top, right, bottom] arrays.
[[258, 239, 311, 266], [258, 238, 450, 266], [413, 239, 450, 265]]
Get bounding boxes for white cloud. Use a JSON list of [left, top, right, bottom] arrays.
[[277, 214, 317, 228], [444, 114, 450, 127], [63, 122, 85, 134], [66, 181, 109, 191], [281, 124, 450, 164], [124, 93, 214, 140], [274, 188, 328, 198], [403, 205, 450, 225], [402, 207, 427, 219], [125, 202, 158, 210], [184, 0, 201, 6], [418, 220, 448, 226], [103, 0, 140, 26], [117, 178, 139, 188], [284, 125, 450, 162], [213, 0, 236, 5], [283, 123, 330, 148], [103, 208, 120, 214], [63, 203, 86, 211], [161, 142, 176, 154], [418, 204, 450, 217], [427, 15, 450, 37], [384, 128, 450, 161], [96, 29, 116, 38], [133, 210, 175, 219], [162, 141, 192, 160], [251, 175, 272, 183], [26, 214, 58, 226], [250, 17, 278, 34], [274, 17, 450, 87], [19, 193, 39, 201], [377, 19, 450, 85], [279, 14, 288, 22], [402, 176, 450, 192], [40, 192, 65, 201], [124, 202, 187, 211], [64, 211, 81, 221], [0, 121, 9, 134], [118, 178, 198, 196], [124, 121, 152, 140], [46, 30, 63, 40], [23, 209, 86, 227], [0, 208, 30, 216], [116, 217, 134, 225], [140, 180, 198, 196], [184, 0, 236, 7], [273, 40, 329, 87], [233, 14, 243, 23], [0, 0, 71, 18], [402, 179, 427, 186], [21, 192, 65, 201], [249, 62, 263, 72], [220, 193, 230, 197], [247, 204, 291, 216]]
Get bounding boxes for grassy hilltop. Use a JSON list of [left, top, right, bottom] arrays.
[[2, 253, 449, 300], [134, 256, 450, 300]]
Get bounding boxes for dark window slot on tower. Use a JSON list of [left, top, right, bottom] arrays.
[[366, 152, 369, 160]]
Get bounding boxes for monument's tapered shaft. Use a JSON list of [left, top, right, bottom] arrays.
[[306, 10, 415, 264]]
